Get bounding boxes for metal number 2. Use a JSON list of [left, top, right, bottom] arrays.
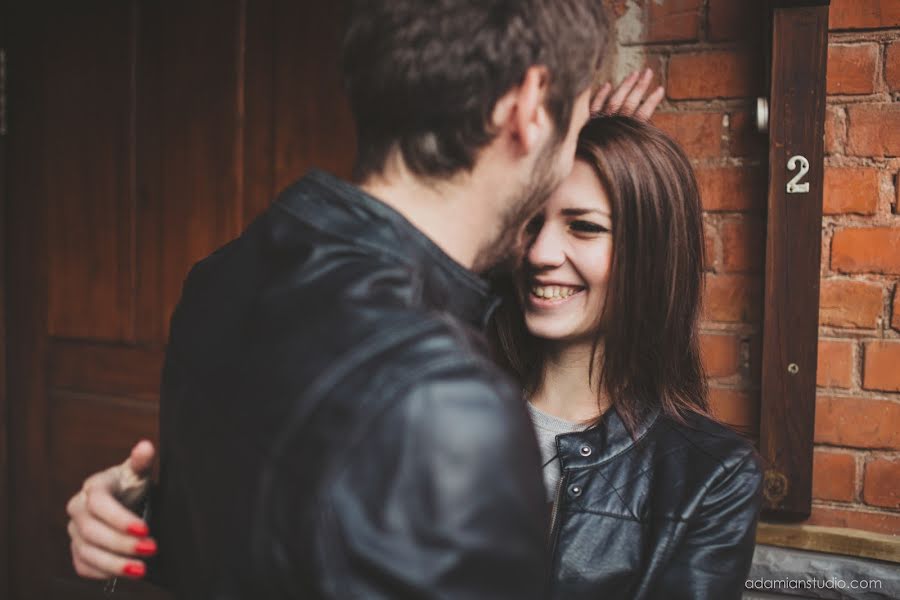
[[786, 155, 810, 194]]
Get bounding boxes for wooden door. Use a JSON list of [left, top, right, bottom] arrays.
[[4, 1, 354, 597]]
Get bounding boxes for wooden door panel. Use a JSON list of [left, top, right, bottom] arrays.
[[48, 341, 163, 398], [6, 0, 355, 597], [154, 0, 246, 340], [133, 0, 254, 345], [45, 1, 138, 342], [242, 0, 277, 222], [132, 0, 166, 345], [272, 0, 355, 189]]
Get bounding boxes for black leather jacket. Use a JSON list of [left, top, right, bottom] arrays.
[[151, 170, 549, 598], [548, 406, 763, 599]]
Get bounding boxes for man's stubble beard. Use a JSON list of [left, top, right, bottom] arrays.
[[471, 137, 567, 274]]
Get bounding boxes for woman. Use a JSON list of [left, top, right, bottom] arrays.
[[66, 78, 762, 598], [489, 115, 762, 599]]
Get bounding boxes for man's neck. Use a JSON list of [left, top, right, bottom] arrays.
[[358, 157, 501, 272]]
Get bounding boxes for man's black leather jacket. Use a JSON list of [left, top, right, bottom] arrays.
[[150, 170, 549, 598], [547, 406, 763, 599]]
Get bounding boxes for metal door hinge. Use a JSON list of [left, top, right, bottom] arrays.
[[0, 49, 7, 136]]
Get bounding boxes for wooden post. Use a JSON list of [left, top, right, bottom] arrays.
[[759, 0, 830, 520]]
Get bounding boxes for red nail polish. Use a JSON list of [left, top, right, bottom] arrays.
[[127, 523, 149, 537], [134, 539, 157, 556], [122, 562, 146, 578]]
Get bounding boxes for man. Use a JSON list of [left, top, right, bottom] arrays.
[[67, 2, 663, 597]]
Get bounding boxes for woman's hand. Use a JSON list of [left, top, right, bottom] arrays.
[[66, 440, 156, 579], [591, 68, 665, 122]]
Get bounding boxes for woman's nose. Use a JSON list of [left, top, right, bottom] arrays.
[[526, 224, 566, 268]]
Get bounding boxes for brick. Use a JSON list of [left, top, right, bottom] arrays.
[[817, 339, 854, 389], [847, 104, 900, 157], [812, 449, 857, 502], [893, 287, 900, 332], [700, 333, 740, 378], [728, 111, 767, 158], [863, 340, 900, 392], [703, 221, 718, 271], [808, 505, 900, 536], [696, 166, 765, 212], [652, 112, 723, 159], [825, 105, 845, 155], [815, 395, 900, 450], [864, 459, 900, 511], [888, 41, 900, 92], [646, 0, 702, 43], [830, 0, 900, 30], [823, 167, 879, 215], [864, 457, 900, 508], [708, 0, 759, 42], [818, 279, 884, 329], [826, 44, 879, 95], [668, 51, 760, 100], [832, 228, 900, 275], [721, 218, 765, 273], [702, 274, 762, 323], [709, 387, 758, 432]]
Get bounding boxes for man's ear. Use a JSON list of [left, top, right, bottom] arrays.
[[491, 65, 550, 155]]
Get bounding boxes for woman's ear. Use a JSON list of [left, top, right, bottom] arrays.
[[491, 65, 551, 155]]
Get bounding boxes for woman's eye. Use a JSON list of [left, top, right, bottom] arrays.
[[570, 220, 607, 234]]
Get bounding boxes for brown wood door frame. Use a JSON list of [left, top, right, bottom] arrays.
[[0, 0, 9, 593], [6, 3, 51, 597]]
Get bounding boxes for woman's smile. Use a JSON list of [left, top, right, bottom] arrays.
[[527, 282, 586, 308]]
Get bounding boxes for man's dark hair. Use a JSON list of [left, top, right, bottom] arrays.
[[342, 0, 608, 181]]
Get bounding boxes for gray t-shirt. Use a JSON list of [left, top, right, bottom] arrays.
[[527, 402, 589, 502]]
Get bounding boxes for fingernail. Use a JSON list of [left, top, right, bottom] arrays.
[[127, 522, 149, 537], [122, 562, 146, 578], [134, 539, 157, 556]]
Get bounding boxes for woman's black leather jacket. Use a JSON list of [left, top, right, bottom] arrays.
[[547, 407, 763, 599]]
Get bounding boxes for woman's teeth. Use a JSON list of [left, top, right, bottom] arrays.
[[531, 285, 580, 300]]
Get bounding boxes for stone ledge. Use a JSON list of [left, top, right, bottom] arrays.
[[757, 522, 900, 564]]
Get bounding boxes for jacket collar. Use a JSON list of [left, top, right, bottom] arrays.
[[556, 405, 661, 470], [276, 169, 501, 329]]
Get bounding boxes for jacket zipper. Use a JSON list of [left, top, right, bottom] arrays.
[[548, 470, 568, 554]]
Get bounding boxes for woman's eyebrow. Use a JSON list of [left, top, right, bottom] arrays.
[[561, 207, 611, 218]]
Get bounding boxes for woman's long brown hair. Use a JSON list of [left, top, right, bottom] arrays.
[[490, 115, 710, 434]]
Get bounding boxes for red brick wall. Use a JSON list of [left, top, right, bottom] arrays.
[[603, 0, 900, 535]]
